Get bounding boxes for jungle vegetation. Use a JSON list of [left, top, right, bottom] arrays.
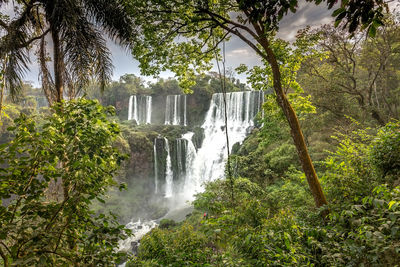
[[0, 0, 399, 266]]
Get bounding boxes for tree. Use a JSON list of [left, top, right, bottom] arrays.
[[0, 0, 134, 104], [125, 0, 389, 210], [0, 54, 6, 116], [0, 99, 129, 266], [300, 17, 400, 126]]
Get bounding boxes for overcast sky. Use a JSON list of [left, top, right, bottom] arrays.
[[2, 1, 335, 87]]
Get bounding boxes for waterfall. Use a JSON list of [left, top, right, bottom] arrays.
[[154, 91, 264, 199], [152, 91, 264, 198], [175, 138, 186, 181], [128, 95, 152, 124], [128, 96, 133, 121], [185, 90, 264, 195], [153, 139, 158, 194], [181, 132, 198, 197], [118, 219, 157, 253], [146, 97, 152, 124], [133, 95, 138, 122], [164, 138, 173, 198], [165, 95, 187, 126], [153, 133, 197, 197]]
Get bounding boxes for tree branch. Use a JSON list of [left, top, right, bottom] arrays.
[[198, 8, 259, 41], [18, 29, 50, 48]]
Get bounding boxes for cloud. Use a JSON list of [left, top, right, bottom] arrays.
[[227, 48, 251, 56], [277, 1, 334, 41]]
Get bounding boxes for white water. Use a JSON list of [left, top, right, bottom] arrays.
[[128, 96, 133, 121], [164, 138, 173, 198], [127, 95, 152, 124], [184, 91, 264, 197], [153, 138, 159, 194], [156, 91, 265, 200], [180, 132, 198, 200], [118, 219, 157, 252], [165, 95, 187, 126]]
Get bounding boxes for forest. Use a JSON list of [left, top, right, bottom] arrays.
[[0, 0, 399, 266]]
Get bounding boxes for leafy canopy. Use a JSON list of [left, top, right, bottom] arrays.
[[125, 0, 388, 91]]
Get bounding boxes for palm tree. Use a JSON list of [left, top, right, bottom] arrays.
[[0, 0, 134, 104]]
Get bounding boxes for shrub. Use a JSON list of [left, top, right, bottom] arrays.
[[371, 121, 400, 178], [0, 99, 130, 266]]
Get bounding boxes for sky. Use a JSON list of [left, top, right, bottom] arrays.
[[2, 1, 336, 87]]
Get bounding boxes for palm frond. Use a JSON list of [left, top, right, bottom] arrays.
[[0, 1, 45, 101], [4, 48, 29, 101], [62, 8, 113, 94], [0, 32, 31, 101], [84, 0, 135, 47]]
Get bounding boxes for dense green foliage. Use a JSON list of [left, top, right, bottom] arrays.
[[0, 99, 130, 266], [133, 120, 400, 266], [0, 1, 397, 266]]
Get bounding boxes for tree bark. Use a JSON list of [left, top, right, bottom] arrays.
[[51, 29, 64, 103], [260, 39, 328, 209], [0, 65, 5, 115]]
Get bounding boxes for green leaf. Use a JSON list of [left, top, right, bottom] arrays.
[[388, 201, 397, 210], [368, 25, 376, 37]]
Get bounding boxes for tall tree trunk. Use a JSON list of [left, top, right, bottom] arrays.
[[0, 56, 7, 115], [51, 29, 64, 103], [261, 40, 328, 209]]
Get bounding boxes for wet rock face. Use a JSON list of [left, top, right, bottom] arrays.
[[127, 132, 154, 179], [130, 150, 152, 177]]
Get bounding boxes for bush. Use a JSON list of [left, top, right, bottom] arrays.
[[0, 99, 130, 266], [159, 219, 178, 229], [371, 121, 400, 178], [135, 222, 213, 266]]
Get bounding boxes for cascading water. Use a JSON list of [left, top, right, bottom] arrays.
[[118, 219, 157, 253], [128, 96, 133, 121], [153, 133, 197, 197], [153, 139, 159, 194], [164, 138, 173, 198], [174, 138, 186, 182], [128, 95, 152, 124], [184, 90, 264, 196], [165, 95, 187, 126], [180, 132, 198, 198], [154, 90, 265, 199]]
